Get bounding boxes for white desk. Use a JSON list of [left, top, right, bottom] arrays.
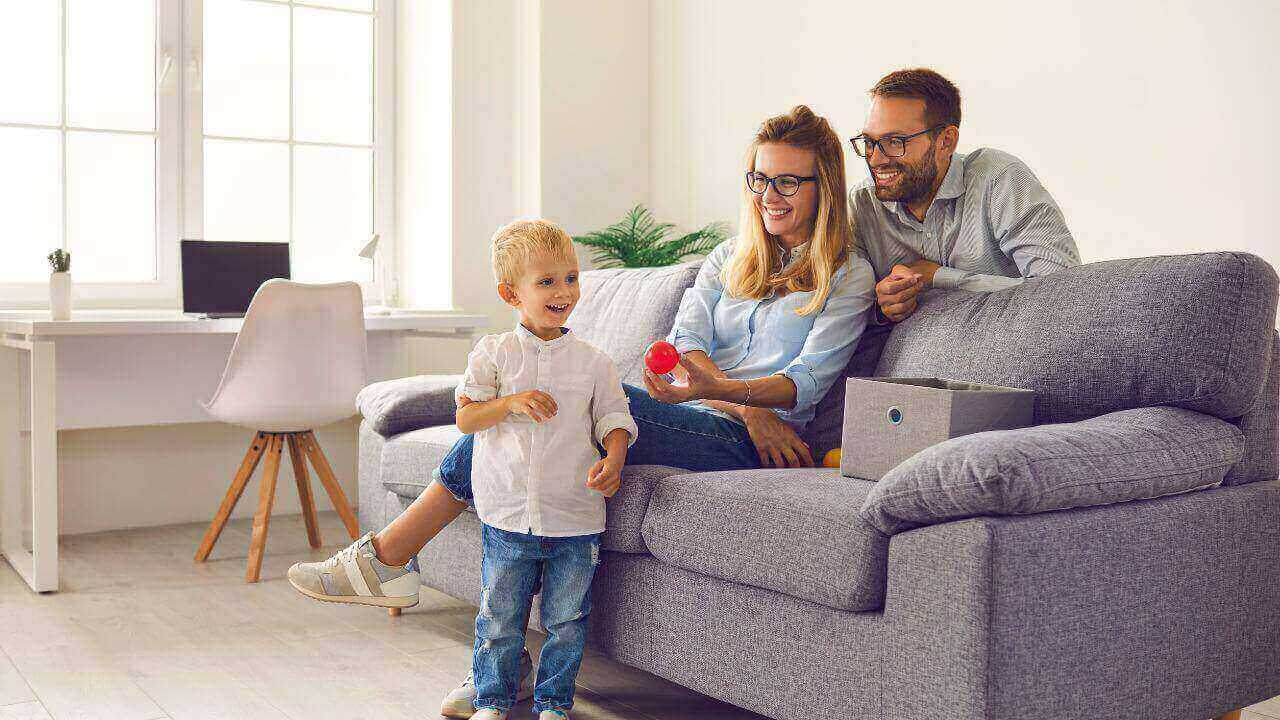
[[0, 309, 485, 592]]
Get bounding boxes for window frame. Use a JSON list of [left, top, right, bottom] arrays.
[[0, 0, 396, 310]]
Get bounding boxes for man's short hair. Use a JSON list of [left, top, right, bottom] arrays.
[[870, 68, 962, 129], [490, 219, 576, 285]]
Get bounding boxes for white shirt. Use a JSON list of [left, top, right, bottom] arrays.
[[457, 324, 638, 536]]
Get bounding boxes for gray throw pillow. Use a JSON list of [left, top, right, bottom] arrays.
[[861, 406, 1245, 535], [355, 374, 462, 437]]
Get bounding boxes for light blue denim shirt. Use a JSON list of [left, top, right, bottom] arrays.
[[667, 238, 876, 430]]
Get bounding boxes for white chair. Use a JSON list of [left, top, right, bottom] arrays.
[[194, 279, 367, 582]]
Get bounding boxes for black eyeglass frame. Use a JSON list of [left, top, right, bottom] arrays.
[[744, 171, 818, 197], [849, 124, 947, 158]]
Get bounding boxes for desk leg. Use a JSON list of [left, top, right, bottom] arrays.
[[0, 339, 58, 593]]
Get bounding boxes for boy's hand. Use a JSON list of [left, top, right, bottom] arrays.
[[505, 390, 558, 422], [586, 455, 624, 497]]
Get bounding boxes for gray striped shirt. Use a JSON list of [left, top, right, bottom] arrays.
[[849, 147, 1080, 293]]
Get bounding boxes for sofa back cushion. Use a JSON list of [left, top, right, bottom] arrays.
[[876, 252, 1278, 426], [567, 261, 702, 386]]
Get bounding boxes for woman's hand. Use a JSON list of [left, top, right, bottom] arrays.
[[740, 406, 814, 468], [642, 356, 723, 405]]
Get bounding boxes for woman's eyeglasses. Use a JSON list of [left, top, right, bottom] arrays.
[[745, 171, 817, 197]]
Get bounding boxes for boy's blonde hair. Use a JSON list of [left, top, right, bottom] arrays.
[[490, 219, 577, 285]]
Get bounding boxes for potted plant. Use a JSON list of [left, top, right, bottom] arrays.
[[47, 249, 72, 320], [573, 205, 727, 268]]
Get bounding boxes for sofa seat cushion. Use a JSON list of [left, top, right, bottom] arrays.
[[379, 424, 680, 554], [641, 468, 888, 612], [861, 406, 1245, 535]]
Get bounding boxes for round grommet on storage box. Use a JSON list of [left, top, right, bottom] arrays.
[[887, 406, 903, 425]]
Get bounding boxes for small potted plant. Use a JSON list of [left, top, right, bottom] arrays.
[[573, 205, 727, 268], [47, 249, 72, 320]]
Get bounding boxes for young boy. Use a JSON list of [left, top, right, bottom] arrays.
[[452, 219, 636, 720]]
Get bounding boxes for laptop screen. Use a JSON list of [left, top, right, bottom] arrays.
[[181, 240, 291, 315]]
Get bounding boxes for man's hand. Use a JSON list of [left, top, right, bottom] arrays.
[[740, 407, 814, 469], [587, 454, 624, 497], [876, 263, 925, 323], [505, 390, 558, 422]]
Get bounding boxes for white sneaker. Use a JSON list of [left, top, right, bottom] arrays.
[[471, 710, 507, 720], [538, 709, 570, 720], [440, 648, 535, 719], [286, 532, 420, 608]]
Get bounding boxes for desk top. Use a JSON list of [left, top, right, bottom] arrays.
[[0, 309, 488, 338]]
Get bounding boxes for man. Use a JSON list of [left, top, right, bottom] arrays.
[[848, 68, 1081, 322]]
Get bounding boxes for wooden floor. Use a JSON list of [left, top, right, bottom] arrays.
[[0, 510, 1275, 720]]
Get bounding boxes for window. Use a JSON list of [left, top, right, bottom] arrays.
[[0, 0, 393, 307]]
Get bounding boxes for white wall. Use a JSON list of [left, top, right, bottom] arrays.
[[649, 0, 1280, 276]]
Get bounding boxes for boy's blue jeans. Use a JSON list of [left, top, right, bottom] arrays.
[[473, 524, 601, 714], [436, 384, 760, 503]]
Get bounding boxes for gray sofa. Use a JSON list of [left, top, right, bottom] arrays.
[[356, 253, 1280, 720]]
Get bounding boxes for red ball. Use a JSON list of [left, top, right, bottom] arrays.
[[644, 341, 680, 375]]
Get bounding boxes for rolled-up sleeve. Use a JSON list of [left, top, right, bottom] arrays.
[[590, 355, 637, 447], [774, 257, 876, 424], [456, 335, 500, 404], [667, 240, 733, 355]]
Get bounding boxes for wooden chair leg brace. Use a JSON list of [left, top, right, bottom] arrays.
[[195, 431, 359, 583]]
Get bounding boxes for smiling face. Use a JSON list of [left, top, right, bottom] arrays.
[[500, 251, 581, 339], [862, 95, 952, 205], [752, 142, 820, 249]]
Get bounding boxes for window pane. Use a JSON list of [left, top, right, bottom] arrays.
[[66, 132, 156, 282], [204, 139, 289, 242], [0, 2, 60, 125], [0, 128, 61, 282], [297, 0, 373, 11], [294, 7, 373, 145], [66, 0, 155, 132], [293, 145, 372, 283], [204, 0, 289, 139]]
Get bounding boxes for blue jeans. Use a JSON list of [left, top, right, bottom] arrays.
[[436, 384, 759, 502], [473, 524, 600, 713]]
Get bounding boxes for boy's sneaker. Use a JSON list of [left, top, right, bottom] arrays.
[[470, 710, 507, 720], [286, 532, 420, 609], [440, 648, 535, 719], [539, 710, 570, 720]]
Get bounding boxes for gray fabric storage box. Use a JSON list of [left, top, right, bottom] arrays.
[[840, 377, 1035, 480]]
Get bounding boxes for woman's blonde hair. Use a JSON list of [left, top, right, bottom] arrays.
[[490, 219, 577, 285], [722, 105, 853, 316]]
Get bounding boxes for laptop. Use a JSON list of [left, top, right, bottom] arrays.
[[181, 240, 291, 318]]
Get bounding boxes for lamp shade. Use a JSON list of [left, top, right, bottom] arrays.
[[357, 233, 380, 260]]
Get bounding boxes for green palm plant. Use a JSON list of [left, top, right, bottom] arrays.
[[573, 205, 727, 269]]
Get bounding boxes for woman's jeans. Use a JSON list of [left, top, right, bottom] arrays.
[[435, 384, 760, 503], [473, 525, 600, 713]]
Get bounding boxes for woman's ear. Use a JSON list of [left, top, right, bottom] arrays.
[[497, 282, 520, 307]]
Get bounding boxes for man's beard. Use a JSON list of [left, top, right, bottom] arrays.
[[870, 151, 939, 205]]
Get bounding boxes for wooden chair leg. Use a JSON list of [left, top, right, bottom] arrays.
[[287, 433, 322, 549], [1215, 710, 1242, 720], [388, 607, 402, 617], [245, 434, 284, 583], [195, 432, 269, 562], [300, 430, 359, 540]]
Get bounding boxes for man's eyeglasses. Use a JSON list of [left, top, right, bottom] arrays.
[[849, 125, 946, 158], [745, 171, 817, 197]]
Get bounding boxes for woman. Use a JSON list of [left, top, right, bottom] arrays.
[[289, 104, 874, 715]]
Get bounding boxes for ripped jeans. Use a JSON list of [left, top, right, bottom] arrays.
[[473, 524, 601, 714]]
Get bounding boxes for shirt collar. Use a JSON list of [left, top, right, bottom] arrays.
[[776, 239, 809, 268], [515, 322, 572, 350]]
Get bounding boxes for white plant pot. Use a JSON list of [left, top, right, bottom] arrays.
[[49, 272, 71, 321]]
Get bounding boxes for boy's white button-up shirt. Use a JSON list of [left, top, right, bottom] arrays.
[[456, 325, 638, 537]]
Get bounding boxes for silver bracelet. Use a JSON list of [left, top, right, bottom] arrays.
[[739, 378, 752, 406]]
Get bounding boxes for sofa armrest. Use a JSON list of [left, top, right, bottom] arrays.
[[356, 374, 461, 437], [881, 481, 1280, 720], [860, 406, 1244, 535]]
